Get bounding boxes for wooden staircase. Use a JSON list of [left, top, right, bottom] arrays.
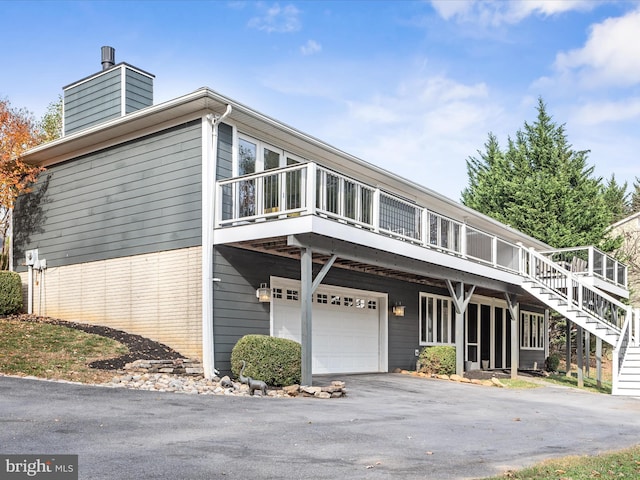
[[521, 248, 640, 396]]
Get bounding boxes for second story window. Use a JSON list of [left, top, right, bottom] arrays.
[[237, 134, 298, 176], [235, 134, 304, 217]]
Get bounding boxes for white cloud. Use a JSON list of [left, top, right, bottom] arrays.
[[431, 0, 597, 26], [248, 3, 301, 33], [317, 73, 502, 199], [300, 40, 321, 56], [554, 7, 640, 88], [571, 98, 640, 126]]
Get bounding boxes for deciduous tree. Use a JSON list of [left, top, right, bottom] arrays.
[[0, 99, 44, 269]]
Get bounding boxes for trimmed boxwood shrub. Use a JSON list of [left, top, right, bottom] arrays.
[[545, 353, 560, 372], [231, 334, 301, 387], [418, 345, 456, 376], [0, 271, 23, 315]]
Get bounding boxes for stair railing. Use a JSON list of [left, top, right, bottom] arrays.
[[524, 248, 629, 337]]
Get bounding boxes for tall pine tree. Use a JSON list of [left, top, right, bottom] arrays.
[[630, 177, 640, 215], [602, 174, 629, 223], [462, 98, 610, 248]]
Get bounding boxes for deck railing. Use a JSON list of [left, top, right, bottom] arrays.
[[540, 247, 627, 289], [215, 162, 627, 289], [524, 248, 629, 331]]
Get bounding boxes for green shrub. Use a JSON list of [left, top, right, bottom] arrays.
[[0, 271, 23, 316], [230, 334, 301, 386], [545, 353, 560, 372], [418, 345, 456, 376]]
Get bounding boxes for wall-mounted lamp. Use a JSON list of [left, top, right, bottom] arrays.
[[392, 302, 405, 317], [256, 283, 272, 302]]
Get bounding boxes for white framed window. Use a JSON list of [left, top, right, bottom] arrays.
[[234, 133, 306, 217], [237, 135, 287, 175], [419, 293, 456, 346], [236, 134, 303, 176], [520, 311, 545, 350]]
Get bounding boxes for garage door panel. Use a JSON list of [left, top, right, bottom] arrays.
[[272, 283, 382, 374]]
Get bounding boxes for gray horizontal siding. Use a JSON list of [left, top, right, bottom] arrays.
[[216, 123, 233, 180], [64, 69, 121, 134], [212, 246, 551, 376], [125, 68, 153, 114], [216, 123, 234, 220], [212, 245, 445, 375], [14, 120, 202, 269]]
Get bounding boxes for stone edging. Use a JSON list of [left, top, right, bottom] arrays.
[[107, 359, 346, 398], [396, 369, 507, 388]]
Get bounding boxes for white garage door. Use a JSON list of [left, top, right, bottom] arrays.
[[271, 280, 384, 374]]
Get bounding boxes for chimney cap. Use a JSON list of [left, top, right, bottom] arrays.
[[101, 46, 115, 70]]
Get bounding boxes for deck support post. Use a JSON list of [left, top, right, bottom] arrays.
[[505, 293, 519, 379], [446, 281, 475, 376], [596, 337, 602, 389], [300, 247, 313, 386], [565, 320, 572, 377], [300, 249, 337, 387], [576, 326, 584, 388], [585, 331, 590, 378]]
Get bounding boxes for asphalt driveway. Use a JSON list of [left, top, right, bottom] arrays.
[[1, 373, 639, 479]]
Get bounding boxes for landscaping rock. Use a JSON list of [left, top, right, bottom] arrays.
[[105, 373, 345, 399], [491, 378, 506, 388]]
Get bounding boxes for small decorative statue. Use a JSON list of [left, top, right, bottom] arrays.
[[239, 360, 268, 396]]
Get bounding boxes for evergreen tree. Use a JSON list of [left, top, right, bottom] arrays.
[[39, 95, 63, 142], [602, 174, 629, 223], [462, 98, 610, 248], [630, 177, 640, 214]]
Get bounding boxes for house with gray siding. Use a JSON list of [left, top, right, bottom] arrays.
[[13, 47, 640, 394]]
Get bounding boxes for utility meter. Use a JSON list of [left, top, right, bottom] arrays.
[[25, 249, 39, 266]]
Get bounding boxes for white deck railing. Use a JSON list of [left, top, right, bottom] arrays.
[[215, 162, 627, 290], [540, 247, 627, 289]]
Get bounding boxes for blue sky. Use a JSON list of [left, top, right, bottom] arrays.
[[2, 0, 640, 201]]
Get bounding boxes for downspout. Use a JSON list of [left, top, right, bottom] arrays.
[[202, 105, 232, 379], [8, 208, 13, 271]]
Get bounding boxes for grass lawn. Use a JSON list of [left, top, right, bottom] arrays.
[[544, 372, 612, 394], [483, 445, 640, 479], [0, 316, 128, 383]]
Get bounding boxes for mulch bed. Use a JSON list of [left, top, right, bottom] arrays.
[[5, 314, 186, 370]]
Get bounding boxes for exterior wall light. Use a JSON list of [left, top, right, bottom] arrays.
[[392, 303, 405, 317], [256, 283, 272, 302]]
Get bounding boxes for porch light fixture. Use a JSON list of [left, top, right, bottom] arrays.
[[392, 303, 405, 317], [256, 283, 272, 302]]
